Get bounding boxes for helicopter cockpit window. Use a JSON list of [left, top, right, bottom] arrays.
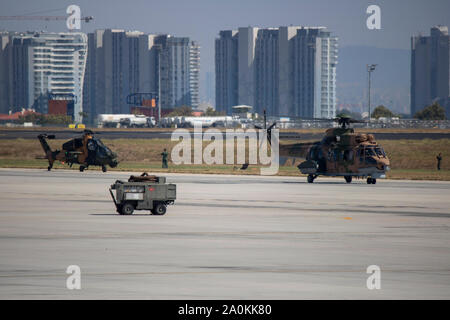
[[343, 150, 353, 161], [95, 138, 105, 147], [365, 156, 377, 165], [365, 148, 376, 157], [364, 147, 377, 165], [87, 139, 96, 151], [333, 149, 340, 161], [94, 138, 113, 157], [317, 148, 324, 159], [309, 148, 317, 160], [375, 147, 386, 158]]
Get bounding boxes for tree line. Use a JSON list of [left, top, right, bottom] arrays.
[[338, 102, 447, 120]]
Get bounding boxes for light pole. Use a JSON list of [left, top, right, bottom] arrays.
[[367, 64, 377, 124]]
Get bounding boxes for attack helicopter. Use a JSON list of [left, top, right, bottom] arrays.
[[37, 129, 118, 172], [253, 113, 390, 184]]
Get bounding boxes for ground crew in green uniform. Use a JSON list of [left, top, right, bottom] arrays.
[[436, 153, 442, 171], [161, 148, 168, 168]]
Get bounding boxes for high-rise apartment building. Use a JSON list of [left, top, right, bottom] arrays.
[[83, 30, 200, 122], [0, 32, 87, 121], [190, 41, 200, 109], [0, 33, 11, 114], [215, 26, 338, 118], [154, 35, 200, 109], [215, 30, 238, 114], [411, 26, 450, 116], [83, 29, 145, 117]]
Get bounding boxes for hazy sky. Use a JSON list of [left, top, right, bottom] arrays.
[[1, 0, 449, 99]]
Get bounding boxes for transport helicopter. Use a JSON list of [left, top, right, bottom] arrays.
[[37, 129, 119, 172], [253, 112, 391, 184]]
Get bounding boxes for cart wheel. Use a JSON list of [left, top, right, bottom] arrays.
[[121, 202, 134, 215], [153, 202, 167, 215]]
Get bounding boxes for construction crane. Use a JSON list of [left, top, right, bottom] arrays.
[[0, 15, 93, 22]]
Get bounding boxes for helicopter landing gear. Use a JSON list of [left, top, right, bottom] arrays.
[[102, 165, 107, 173], [307, 174, 316, 183], [79, 165, 85, 172], [344, 176, 352, 183], [367, 177, 376, 184]]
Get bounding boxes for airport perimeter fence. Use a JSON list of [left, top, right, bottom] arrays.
[[270, 119, 450, 129], [2, 118, 450, 130]]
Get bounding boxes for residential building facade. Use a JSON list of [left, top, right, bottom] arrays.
[[154, 35, 200, 109], [215, 30, 238, 115], [215, 26, 338, 118], [83, 29, 146, 118], [0, 32, 87, 122], [83, 30, 200, 123], [411, 25, 450, 116], [0, 33, 11, 114]]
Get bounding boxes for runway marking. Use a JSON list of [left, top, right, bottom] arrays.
[[176, 202, 450, 217], [1, 268, 449, 278], [0, 231, 441, 241]]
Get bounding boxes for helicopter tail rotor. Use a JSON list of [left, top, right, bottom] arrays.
[[37, 134, 58, 170], [240, 110, 277, 171], [254, 109, 277, 146]]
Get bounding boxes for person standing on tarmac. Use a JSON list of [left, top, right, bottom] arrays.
[[436, 153, 442, 171], [161, 148, 169, 168]]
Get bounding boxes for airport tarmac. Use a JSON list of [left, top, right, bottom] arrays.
[[0, 168, 449, 299]]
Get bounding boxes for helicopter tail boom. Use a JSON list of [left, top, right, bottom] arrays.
[[37, 134, 59, 169]]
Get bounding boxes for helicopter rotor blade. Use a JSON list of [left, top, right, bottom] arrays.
[[268, 122, 277, 130], [263, 109, 267, 129], [38, 133, 57, 139], [68, 129, 100, 135], [348, 119, 367, 124]]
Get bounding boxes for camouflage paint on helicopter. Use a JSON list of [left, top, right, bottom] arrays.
[[37, 129, 118, 172], [279, 117, 390, 184]]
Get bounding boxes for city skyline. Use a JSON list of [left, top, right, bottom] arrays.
[[1, 0, 449, 107], [0, 29, 200, 123]]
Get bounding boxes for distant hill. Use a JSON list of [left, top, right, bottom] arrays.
[[336, 45, 410, 115]]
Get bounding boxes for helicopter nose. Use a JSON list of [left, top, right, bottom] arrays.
[[110, 158, 119, 167], [377, 162, 390, 171]]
